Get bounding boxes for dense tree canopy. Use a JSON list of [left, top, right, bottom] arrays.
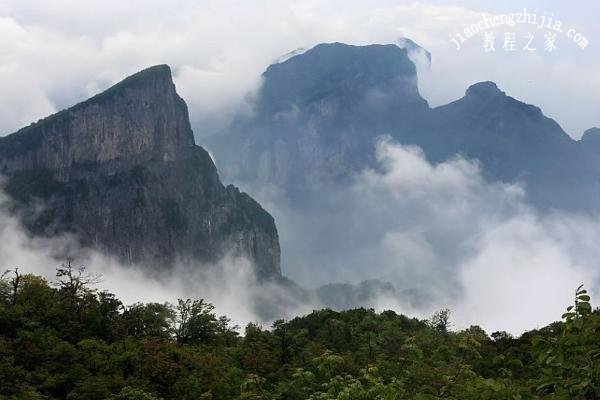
[[0, 265, 598, 399]]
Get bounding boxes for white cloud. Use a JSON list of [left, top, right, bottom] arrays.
[[0, 1, 597, 137], [456, 213, 595, 333], [1, 138, 599, 334], [0, 189, 312, 329], [251, 138, 600, 334]]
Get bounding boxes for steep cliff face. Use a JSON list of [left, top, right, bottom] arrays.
[[208, 43, 429, 196], [0, 65, 280, 278]]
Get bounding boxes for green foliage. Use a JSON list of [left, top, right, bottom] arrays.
[[533, 285, 600, 399], [112, 387, 163, 400], [174, 298, 225, 345], [1, 267, 599, 399]]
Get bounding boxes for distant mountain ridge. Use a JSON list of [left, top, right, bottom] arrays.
[[208, 42, 600, 212], [0, 65, 281, 278]]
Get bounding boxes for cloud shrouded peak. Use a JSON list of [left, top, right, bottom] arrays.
[[465, 81, 505, 98], [259, 42, 427, 111]]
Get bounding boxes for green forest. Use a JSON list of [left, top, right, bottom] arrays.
[[1, 263, 599, 400]]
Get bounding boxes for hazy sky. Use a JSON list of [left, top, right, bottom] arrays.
[[0, 0, 598, 138]]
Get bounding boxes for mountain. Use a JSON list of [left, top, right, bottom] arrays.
[[208, 42, 599, 212], [420, 82, 596, 210], [0, 65, 280, 278], [581, 127, 600, 148], [208, 42, 429, 199]]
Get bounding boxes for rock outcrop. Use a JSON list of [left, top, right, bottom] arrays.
[[0, 65, 281, 278]]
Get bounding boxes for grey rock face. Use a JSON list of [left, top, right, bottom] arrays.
[[0, 65, 280, 278], [208, 43, 429, 199]]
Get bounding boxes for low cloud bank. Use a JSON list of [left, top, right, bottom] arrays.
[[1, 139, 599, 335], [0, 190, 314, 329], [246, 138, 600, 334]]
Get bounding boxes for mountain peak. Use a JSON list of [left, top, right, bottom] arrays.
[[108, 64, 172, 89], [259, 42, 425, 113], [581, 127, 600, 146], [465, 81, 505, 98], [0, 65, 281, 277], [0, 64, 193, 175], [209, 41, 429, 193], [74, 64, 175, 111], [130, 63, 171, 78], [264, 42, 415, 80]]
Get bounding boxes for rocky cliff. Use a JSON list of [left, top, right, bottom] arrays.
[[0, 65, 281, 278]]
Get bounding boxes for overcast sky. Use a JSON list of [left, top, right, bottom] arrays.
[[1, 0, 598, 138]]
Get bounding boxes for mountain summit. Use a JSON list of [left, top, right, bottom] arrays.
[[0, 65, 281, 277], [1, 65, 194, 173], [208, 42, 429, 194], [464, 81, 505, 98]]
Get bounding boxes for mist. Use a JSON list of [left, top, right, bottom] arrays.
[[0, 188, 316, 329], [2, 135, 599, 335], [234, 137, 600, 334]]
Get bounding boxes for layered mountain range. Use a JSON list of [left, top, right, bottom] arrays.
[[2, 41, 599, 311], [0, 65, 280, 278], [208, 42, 600, 212]]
